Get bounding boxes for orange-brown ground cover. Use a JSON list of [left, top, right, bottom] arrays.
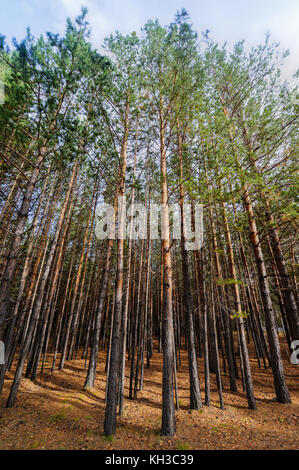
[[0, 338, 298, 450]]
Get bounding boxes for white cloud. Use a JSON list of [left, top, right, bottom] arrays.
[[17, 0, 297, 79], [263, 4, 299, 78]]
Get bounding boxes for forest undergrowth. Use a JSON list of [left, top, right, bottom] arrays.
[[0, 338, 298, 450]]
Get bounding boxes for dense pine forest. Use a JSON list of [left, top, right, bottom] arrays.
[[0, 8, 298, 450]]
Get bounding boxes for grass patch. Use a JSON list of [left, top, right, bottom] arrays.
[[62, 398, 73, 405], [48, 409, 67, 424], [177, 442, 190, 450], [30, 441, 41, 449], [212, 423, 229, 431]]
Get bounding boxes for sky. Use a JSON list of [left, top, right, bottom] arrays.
[[1, 0, 298, 78]]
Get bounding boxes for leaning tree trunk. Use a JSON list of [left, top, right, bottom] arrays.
[[6, 158, 79, 407], [241, 121, 298, 343], [243, 186, 291, 404], [0, 151, 44, 344]]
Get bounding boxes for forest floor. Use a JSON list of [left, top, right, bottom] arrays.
[[0, 338, 298, 450]]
